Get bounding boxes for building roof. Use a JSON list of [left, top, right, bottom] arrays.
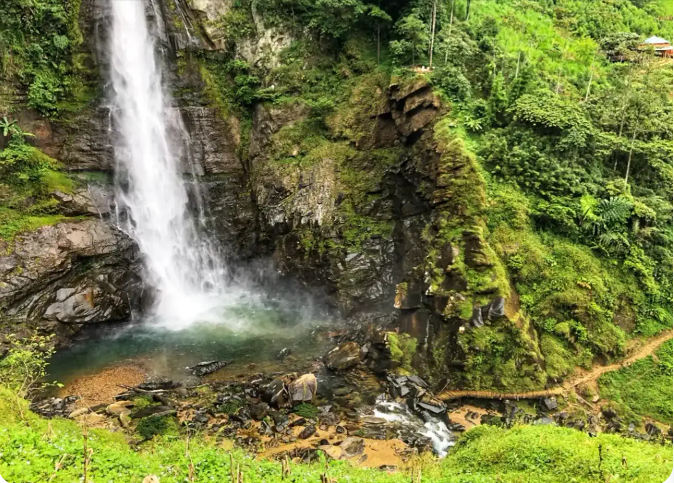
[[643, 36, 671, 45]]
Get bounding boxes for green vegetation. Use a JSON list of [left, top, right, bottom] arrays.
[[293, 402, 319, 418], [0, 0, 92, 116], [217, 398, 245, 415], [0, 333, 59, 398], [136, 415, 179, 440], [598, 339, 673, 424], [0, 384, 671, 483], [388, 332, 418, 373], [0, 122, 75, 242]]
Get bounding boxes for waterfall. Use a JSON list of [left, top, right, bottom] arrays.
[[109, 0, 226, 327]]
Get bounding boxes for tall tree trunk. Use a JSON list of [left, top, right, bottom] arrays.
[[466, 0, 472, 20], [613, 75, 632, 170], [624, 125, 639, 184], [614, 104, 628, 170], [377, 0, 381, 65], [444, 0, 455, 64], [515, 51, 521, 79], [429, 0, 437, 67], [584, 68, 594, 101]]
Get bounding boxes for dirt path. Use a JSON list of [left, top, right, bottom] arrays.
[[563, 330, 673, 391], [437, 330, 673, 402]]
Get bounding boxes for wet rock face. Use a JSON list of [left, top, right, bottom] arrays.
[[0, 219, 143, 337]]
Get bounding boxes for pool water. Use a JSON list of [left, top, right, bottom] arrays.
[[47, 293, 338, 386]]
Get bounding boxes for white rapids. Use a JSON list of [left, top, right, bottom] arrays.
[[374, 400, 455, 457], [109, 0, 238, 328]]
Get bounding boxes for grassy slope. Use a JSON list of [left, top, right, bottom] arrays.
[[0, 388, 671, 483], [598, 339, 673, 424]]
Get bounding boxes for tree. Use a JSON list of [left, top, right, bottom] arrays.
[[305, 0, 368, 38], [393, 13, 429, 65], [367, 3, 392, 65], [428, 0, 438, 67]]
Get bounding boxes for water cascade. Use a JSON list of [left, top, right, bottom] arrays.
[[109, 0, 227, 326]]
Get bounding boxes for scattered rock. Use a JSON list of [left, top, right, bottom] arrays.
[[190, 360, 229, 377], [276, 347, 293, 359], [340, 437, 365, 457], [541, 397, 558, 412], [107, 400, 134, 416], [263, 378, 288, 407], [325, 342, 361, 371], [591, 395, 600, 403], [250, 402, 269, 421], [31, 396, 79, 419], [533, 417, 555, 426], [299, 424, 316, 439]]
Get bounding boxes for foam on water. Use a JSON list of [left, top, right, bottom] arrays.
[[373, 400, 455, 457]]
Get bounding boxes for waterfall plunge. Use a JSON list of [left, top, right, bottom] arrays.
[[109, 0, 229, 327]]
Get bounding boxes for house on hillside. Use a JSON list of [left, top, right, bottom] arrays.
[[640, 36, 673, 58]]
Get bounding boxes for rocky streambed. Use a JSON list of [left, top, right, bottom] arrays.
[[29, 322, 672, 470]]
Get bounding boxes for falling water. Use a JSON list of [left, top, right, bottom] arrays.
[[109, 0, 226, 326]]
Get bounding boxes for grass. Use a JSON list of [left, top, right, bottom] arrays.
[[598, 339, 673, 424], [0, 386, 671, 483]]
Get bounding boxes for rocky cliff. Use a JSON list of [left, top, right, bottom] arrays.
[[0, 0, 538, 388]]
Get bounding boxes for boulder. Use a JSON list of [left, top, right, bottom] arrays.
[[288, 374, 317, 404], [325, 342, 361, 371], [318, 445, 343, 460], [119, 411, 133, 429], [340, 437, 365, 457], [131, 405, 175, 419], [190, 360, 228, 377], [250, 402, 269, 421], [138, 377, 177, 391], [299, 424, 316, 439], [276, 347, 293, 359], [541, 397, 558, 412], [601, 407, 617, 420], [0, 219, 143, 333], [106, 401, 134, 416], [263, 378, 288, 407]]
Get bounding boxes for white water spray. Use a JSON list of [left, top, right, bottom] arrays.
[[109, 0, 228, 326]]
